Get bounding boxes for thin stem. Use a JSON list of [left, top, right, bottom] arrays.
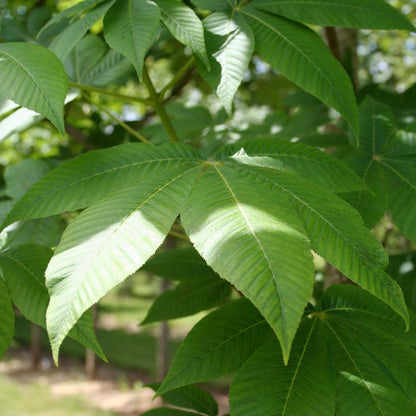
[[83, 94, 151, 144], [143, 66, 179, 142], [70, 82, 154, 107], [159, 57, 195, 101]]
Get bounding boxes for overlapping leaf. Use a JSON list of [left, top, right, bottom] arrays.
[[181, 164, 315, 361], [46, 166, 201, 360], [155, 0, 209, 68], [0, 244, 105, 361], [63, 35, 132, 87], [216, 138, 366, 192], [148, 383, 218, 416], [0, 277, 14, 360], [159, 299, 274, 394], [249, 0, 416, 30], [196, 11, 254, 113], [239, 7, 359, 139], [2, 143, 203, 229], [229, 285, 416, 416], [344, 97, 416, 241], [219, 162, 407, 325], [49, 0, 116, 61], [0, 42, 68, 134], [104, 0, 160, 79]]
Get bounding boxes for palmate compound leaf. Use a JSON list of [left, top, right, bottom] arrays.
[[0, 244, 105, 360], [344, 98, 416, 241], [219, 161, 409, 327], [230, 320, 334, 416], [155, 0, 209, 68], [196, 11, 254, 113], [46, 165, 202, 362], [158, 299, 275, 394], [103, 0, 161, 80], [239, 7, 359, 140], [1, 142, 203, 230], [248, 0, 416, 31], [181, 164, 315, 362], [0, 276, 14, 360], [216, 138, 367, 193], [148, 383, 218, 416], [229, 285, 416, 416], [49, 0, 117, 61], [0, 42, 68, 135]]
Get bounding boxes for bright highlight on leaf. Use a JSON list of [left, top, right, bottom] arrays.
[[0, 43, 68, 134]]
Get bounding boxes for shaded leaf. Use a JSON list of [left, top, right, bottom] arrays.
[[149, 383, 218, 416], [0, 277, 14, 360], [240, 7, 359, 139], [156, 0, 209, 67], [0, 244, 105, 360], [158, 299, 274, 394], [249, 0, 416, 30], [104, 0, 160, 79]]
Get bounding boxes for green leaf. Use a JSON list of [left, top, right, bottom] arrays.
[[216, 138, 367, 193], [380, 135, 416, 242], [155, 0, 209, 68], [159, 299, 274, 394], [249, 0, 416, 31], [63, 35, 132, 87], [4, 159, 50, 200], [181, 165, 314, 363], [2, 143, 203, 229], [49, 0, 117, 61], [141, 274, 231, 324], [224, 163, 408, 327], [0, 277, 14, 360], [190, 0, 234, 11], [143, 247, 218, 282], [240, 7, 359, 140], [38, 0, 109, 38], [46, 165, 201, 362], [321, 285, 416, 346], [104, 0, 160, 80], [0, 244, 105, 361], [0, 42, 68, 134], [230, 320, 335, 416], [148, 383, 218, 416], [196, 12, 254, 113]]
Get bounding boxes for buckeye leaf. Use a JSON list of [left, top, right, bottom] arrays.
[[181, 165, 314, 362], [142, 409, 199, 416], [230, 320, 334, 416], [196, 12, 254, 113], [216, 138, 367, 193], [155, 0, 209, 68], [0, 244, 105, 360], [104, 0, 160, 80], [148, 383, 218, 416], [49, 0, 117, 61], [223, 163, 408, 326], [0, 42, 68, 134], [141, 274, 231, 324], [0, 276, 14, 360], [158, 299, 274, 394], [2, 143, 203, 230], [249, 0, 416, 31], [46, 165, 201, 362], [240, 7, 359, 140]]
